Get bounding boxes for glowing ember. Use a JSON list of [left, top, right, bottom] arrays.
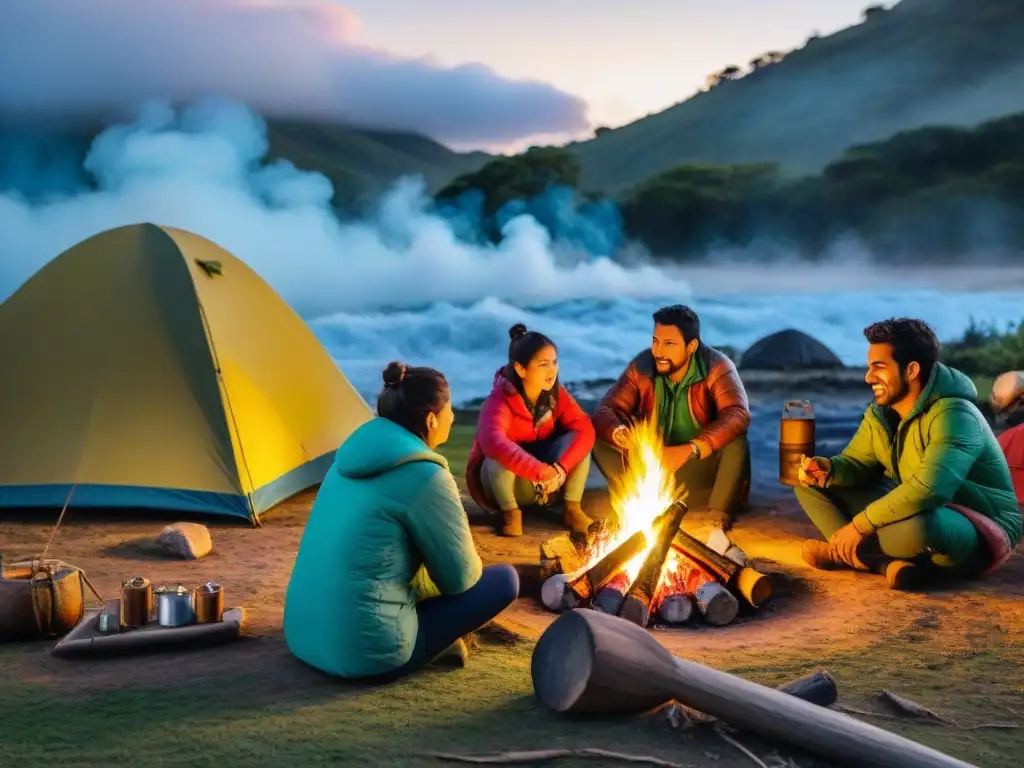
[[585, 419, 687, 583]]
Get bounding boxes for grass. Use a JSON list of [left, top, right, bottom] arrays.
[[1, 413, 1021, 766]]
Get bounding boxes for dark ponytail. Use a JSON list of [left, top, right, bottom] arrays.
[[377, 361, 450, 440], [504, 323, 558, 409]]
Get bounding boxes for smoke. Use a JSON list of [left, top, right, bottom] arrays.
[[0, 0, 589, 148], [0, 99, 687, 317]]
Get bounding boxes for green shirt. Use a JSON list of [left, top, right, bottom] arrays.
[[654, 352, 706, 447]]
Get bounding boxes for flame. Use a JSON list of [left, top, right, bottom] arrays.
[[586, 418, 686, 582]]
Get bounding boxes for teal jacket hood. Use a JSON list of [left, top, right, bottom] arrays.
[[333, 417, 448, 479]]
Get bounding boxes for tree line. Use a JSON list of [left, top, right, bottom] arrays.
[[435, 111, 1024, 261]]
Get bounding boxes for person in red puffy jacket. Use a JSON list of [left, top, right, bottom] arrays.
[[466, 324, 597, 537]]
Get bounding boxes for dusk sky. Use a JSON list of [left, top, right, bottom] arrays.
[[340, 0, 880, 142], [2, 0, 884, 151]]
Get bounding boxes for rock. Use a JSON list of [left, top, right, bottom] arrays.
[[156, 523, 213, 560]]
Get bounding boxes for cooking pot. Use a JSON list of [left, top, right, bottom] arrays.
[[154, 584, 194, 627]]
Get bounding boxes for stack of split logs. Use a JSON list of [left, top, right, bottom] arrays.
[[539, 501, 773, 628]]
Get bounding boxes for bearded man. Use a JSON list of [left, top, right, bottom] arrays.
[[592, 304, 751, 530], [796, 318, 1021, 590]]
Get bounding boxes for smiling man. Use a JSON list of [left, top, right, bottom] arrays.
[[592, 304, 751, 530], [795, 318, 1021, 590]]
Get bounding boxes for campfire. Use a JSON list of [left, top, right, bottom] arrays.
[[539, 420, 773, 628]]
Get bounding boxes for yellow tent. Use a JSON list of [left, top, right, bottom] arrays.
[[0, 223, 372, 524]]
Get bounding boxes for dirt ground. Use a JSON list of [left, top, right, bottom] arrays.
[[2, 482, 1022, 697]]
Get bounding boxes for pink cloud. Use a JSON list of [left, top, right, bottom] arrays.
[[0, 0, 590, 146]]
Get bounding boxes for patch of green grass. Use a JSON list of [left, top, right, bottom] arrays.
[[438, 421, 476, 481], [1, 632, 1021, 767]]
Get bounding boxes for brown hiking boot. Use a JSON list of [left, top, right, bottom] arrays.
[[886, 560, 926, 591], [501, 507, 523, 537], [562, 501, 594, 534], [430, 637, 469, 669], [801, 540, 842, 570]]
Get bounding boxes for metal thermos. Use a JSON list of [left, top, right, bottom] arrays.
[[121, 576, 152, 627], [779, 400, 815, 487], [155, 584, 195, 627], [193, 582, 224, 624]]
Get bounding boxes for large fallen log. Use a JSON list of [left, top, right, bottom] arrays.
[[620, 501, 688, 627], [531, 610, 975, 768]]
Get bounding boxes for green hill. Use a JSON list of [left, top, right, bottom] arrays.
[[0, 118, 491, 206], [572, 0, 1024, 192]]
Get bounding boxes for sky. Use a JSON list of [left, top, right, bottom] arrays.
[[1, 0, 881, 152], [339, 0, 878, 147]]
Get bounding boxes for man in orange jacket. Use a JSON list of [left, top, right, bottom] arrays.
[[592, 304, 752, 530]]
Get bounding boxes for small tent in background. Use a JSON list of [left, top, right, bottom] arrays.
[[738, 329, 844, 371], [0, 223, 372, 524]]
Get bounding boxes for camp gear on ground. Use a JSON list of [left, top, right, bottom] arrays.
[[991, 371, 1024, 414], [194, 582, 225, 624], [779, 400, 816, 486], [121, 576, 152, 627], [0, 559, 103, 641], [284, 417, 484, 679], [0, 223, 373, 524], [52, 603, 247, 658], [156, 584, 195, 627]]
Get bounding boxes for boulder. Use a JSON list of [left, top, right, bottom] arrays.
[[156, 523, 213, 560], [739, 328, 844, 371]]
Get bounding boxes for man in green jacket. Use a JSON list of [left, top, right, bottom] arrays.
[[796, 318, 1021, 590]]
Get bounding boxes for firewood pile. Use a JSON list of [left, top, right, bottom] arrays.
[[538, 503, 774, 629]]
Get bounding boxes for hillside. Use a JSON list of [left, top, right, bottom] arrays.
[[0, 118, 491, 206], [572, 0, 1024, 192]]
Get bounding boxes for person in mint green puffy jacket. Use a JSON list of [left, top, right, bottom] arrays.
[[284, 361, 519, 680], [795, 318, 1021, 591]]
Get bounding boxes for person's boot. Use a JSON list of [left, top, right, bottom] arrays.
[[801, 540, 843, 570], [562, 500, 594, 534], [885, 560, 927, 591], [429, 637, 469, 669], [501, 507, 523, 537]]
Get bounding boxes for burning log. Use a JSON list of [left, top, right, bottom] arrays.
[[706, 528, 747, 566], [565, 528, 649, 601], [539, 532, 591, 577], [541, 574, 577, 612], [531, 609, 974, 768], [656, 594, 693, 624], [620, 501, 688, 627], [673, 529, 773, 609], [592, 571, 631, 615]]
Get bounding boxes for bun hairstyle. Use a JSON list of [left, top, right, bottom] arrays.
[[505, 323, 559, 406], [382, 361, 407, 387], [377, 360, 450, 440]]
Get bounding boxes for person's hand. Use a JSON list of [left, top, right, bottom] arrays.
[[544, 463, 567, 493], [611, 425, 629, 449], [537, 464, 559, 484], [798, 456, 831, 488], [828, 522, 865, 568], [663, 443, 698, 472]]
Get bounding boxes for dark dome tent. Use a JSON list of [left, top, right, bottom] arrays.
[[739, 329, 844, 371]]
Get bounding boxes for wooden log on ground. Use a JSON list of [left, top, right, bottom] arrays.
[[592, 571, 631, 615], [694, 581, 739, 626], [539, 532, 590, 576], [541, 574, 576, 612], [672, 529, 740, 583], [531, 609, 976, 768], [777, 670, 838, 707], [620, 501, 688, 627], [656, 594, 694, 624], [734, 566, 773, 608], [724, 545, 747, 566], [566, 530, 649, 601], [706, 527, 732, 556]]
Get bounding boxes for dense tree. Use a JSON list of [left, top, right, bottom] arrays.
[[863, 4, 888, 21]]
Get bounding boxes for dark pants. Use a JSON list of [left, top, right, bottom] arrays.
[[592, 434, 751, 515], [385, 565, 520, 680], [794, 483, 985, 570]]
